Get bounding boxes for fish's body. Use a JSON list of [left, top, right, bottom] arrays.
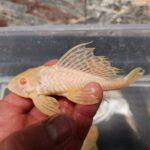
[[37, 66, 100, 94], [8, 42, 144, 116], [37, 65, 143, 95]]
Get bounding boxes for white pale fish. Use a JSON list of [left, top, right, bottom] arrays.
[[8, 42, 144, 116]]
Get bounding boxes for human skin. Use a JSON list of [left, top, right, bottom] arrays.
[[0, 60, 103, 150]]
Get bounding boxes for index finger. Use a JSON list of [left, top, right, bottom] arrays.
[[74, 83, 103, 138], [59, 82, 103, 149]]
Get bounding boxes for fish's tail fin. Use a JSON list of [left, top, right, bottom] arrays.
[[99, 67, 144, 91], [124, 67, 144, 85]]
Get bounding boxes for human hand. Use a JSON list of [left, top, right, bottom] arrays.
[[0, 60, 103, 150]]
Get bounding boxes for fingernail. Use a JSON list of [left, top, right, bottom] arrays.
[[85, 82, 103, 101], [45, 115, 75, 144]]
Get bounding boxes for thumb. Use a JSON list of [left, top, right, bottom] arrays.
[[0, 115, 76, 150]]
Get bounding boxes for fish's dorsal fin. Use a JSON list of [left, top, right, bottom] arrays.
[[57, 42, 120, 78]]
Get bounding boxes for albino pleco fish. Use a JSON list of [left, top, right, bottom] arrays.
[[8, 42, 144, 116]]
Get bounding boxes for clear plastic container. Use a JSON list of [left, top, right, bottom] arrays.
[[0, 24, 149, 150]]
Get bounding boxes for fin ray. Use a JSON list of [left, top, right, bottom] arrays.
[[30, 94, 60, 116], [57, 43, 120, 78], [63, 87, 99, 105]]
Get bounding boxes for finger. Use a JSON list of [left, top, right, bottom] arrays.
[[44, 59, 58, 66], [75, 83, 103, 117], [3, 92, 34, 114], [59, 98, 75, 116], [0, 115, 76, 150], [26, 107, 48, 126], [58, 82, 103, 149], [73, 82, 103, 139], [59, 83, 103, 125]]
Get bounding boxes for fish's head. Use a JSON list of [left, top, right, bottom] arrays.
[[8, 68, 38, 98]]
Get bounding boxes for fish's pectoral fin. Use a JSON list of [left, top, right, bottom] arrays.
[[30, 93, 60, 116], [63, 87, 99, 105]]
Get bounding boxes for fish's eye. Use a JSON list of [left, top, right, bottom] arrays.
[[20, 78, 27, 85]]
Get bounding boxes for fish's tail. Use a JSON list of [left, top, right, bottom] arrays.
[[99, 67, 144, 91], [124, 67, 144, 85]]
